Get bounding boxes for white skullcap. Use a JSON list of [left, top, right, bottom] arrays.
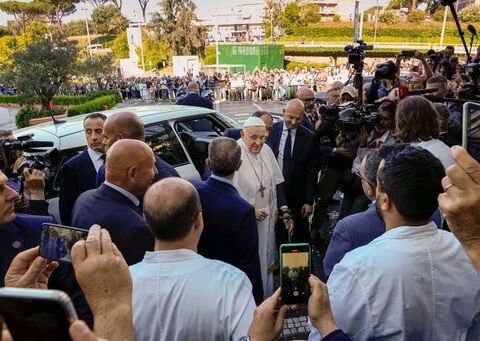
[[243, 117, 266, 128]]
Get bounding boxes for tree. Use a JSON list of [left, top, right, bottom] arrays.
[[137, 0, 150, 22], [379, 10, 400, 25], [150, 0, 206, 56], [299, 3, 321, 24], [91, 4, 128, 34], [75, 53, 115, 89], [407, 9, 426, 23], [262, 0, 284, 41], [387, 0, 432, 12], [0, 1, 44, 33], [86, 0, 109, 8], [112, 31, 129, 58], [142, 30, 170, 70], [458, 4, 480, 22], [39, 0, 80, 36], [12, 39, 78, 109], [283, 2, 303, 34], [432, 7, 453, 22]]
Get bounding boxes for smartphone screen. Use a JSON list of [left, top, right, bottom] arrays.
[[0, 287, 77, 341], [39, 223, 88, 263], [280, 243, 311, 304], [462, 102, 480, 162]]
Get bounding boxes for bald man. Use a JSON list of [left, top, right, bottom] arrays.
[[296, 87, 317, 132], [130, 177, 256, 340], [176, 81, 214, 109], [73, 139, 156, 265], [96, 111, 179, 187]]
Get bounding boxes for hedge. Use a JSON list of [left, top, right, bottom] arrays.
[[0, 95, 19, 104], [67, 95, 117, 117], [284, 46, 409, 58], [0, 92, 121, 106], [15, 107, 67, 129]]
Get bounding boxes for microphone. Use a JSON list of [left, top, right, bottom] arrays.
[[387, 86, 438, 100], [468, 24, 477, 36]]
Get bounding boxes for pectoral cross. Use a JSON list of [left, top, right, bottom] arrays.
[[259, 183, 265, 197]]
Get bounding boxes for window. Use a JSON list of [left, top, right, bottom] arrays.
[[145, 122, 188, 167]]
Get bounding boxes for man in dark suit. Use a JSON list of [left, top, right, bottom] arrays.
[[296, 87, 317, 132], [192, 137, 263, 302], [59, 113, 107, 225], [72, 139, 156, 265], [96, 111, 179, 186], [267, 99, 320, 244], [176, 81, 213, 109]]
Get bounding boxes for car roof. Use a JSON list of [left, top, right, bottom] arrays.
[[14, 105, 217, 150]]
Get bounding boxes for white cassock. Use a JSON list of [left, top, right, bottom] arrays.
[[233, 140, 284, 298]]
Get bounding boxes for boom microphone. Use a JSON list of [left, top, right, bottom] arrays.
[[468, 24, 477, 36]]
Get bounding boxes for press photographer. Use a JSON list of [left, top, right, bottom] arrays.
[[365, 60, 400, 105]]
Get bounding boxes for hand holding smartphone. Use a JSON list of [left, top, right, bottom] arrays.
[[0, 288, 78, 341], [279, 243, 311, 305], [39, 223, 88, 263]]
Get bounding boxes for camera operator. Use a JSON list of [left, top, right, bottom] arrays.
[[365, 61, 401, 104], [339, 101, 397, 219], [395, 50, 433, 82]]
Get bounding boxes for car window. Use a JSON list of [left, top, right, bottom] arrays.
[[145, 121, 188, 167]]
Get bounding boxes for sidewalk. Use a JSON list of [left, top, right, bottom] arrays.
[[0, 106, 20, 131]]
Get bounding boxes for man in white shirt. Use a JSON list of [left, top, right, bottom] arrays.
[[131, 177, 256, 341]]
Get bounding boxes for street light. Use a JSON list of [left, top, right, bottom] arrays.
[[83, 0, 92, 59], [270, 8, 274, 43]]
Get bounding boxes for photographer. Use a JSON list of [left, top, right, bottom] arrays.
[[365, 61, 401, 104], [395, 50, 433, 82]]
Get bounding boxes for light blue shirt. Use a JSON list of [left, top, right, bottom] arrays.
[[130, 249, 256, 341], [310, 222, 480, 340], [103, 180, 139, 207]]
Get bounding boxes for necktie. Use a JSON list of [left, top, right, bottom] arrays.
[[100, 154, 106, 163], [283, 129, 292, 171], [376, 140, 383, 149]]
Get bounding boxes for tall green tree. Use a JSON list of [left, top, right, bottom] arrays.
[[12, 39, 78, 109], [299, 3, 321, 24], [0, 1, 44, 33], [75, 53, 115, 89], [263, 0, 284, 41], [91, 4, 128, 34], [38, 0, 80, 36], [283, 2, 302, 34], [150, 0, 206, 56], [112, 30, 129, 59]]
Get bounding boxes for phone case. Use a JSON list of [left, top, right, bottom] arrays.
[[279, 243, 311, 304]]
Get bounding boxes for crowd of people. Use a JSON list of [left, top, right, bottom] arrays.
[[0, 45, 480, 340]]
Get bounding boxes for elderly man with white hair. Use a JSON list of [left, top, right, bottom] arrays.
[[233, 117, 291, 298]]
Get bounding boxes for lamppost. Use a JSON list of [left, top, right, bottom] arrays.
[[270, 8, 274, 43], [83, 0, 92, 59], [134, 10, 145, 75]]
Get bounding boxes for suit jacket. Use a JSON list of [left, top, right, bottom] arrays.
[[267, 122, 319, 207], [96, 154, 179, 187], [0, 214, 56, 286], [59, 149, 98, 225], [176, 93, 213, 109], [323, 204, 445, 277], [301, 114, 315, 132], [72, 184, 154, 265], [223, 128, 242, 140], [192, 177, 263, 302]]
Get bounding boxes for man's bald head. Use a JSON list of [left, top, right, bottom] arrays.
[[144, 177, 202, 242], [102, 112, 145, 151], [106, 139, 157, 197], [297, 87, 315, 113], [283, 99, 305, 130], [187, 82, 200, 94]]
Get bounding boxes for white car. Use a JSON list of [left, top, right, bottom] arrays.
[[13, 104, 241, 198]]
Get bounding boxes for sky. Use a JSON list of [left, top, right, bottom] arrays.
[[0, 0, 389, 27]]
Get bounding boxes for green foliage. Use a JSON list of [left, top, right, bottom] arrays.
[[67, 95, 116, 117], [283, 2, 303, 34], [284, 46, 409, 59], [285, 60, 329, 70], [51, 95, 87, 105], [142, 30, 170, 71], [0, 0, 44, 33], [203, 45, 216, 65], [299, 3, 321, 24], [263, 0, 284, 39], [407, 9, 426, 23], [75, 54, 116, 89], [458, 4, 480, 22], [85, 90, 121, 103], [63, 20, 88, 36], [40, 0, 80, 36], [333, 14, 341, 22], [379, 10, 400, 25], [0, 95, 19, 104], [112, 31, 129, 59], [15, 106, 66, 129], [432, 8, 453, 22], [13, 39, 78, 109], [91, 4, 128, 35]]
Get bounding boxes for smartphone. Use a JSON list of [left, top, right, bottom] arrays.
[[279, 243, 311, 305], [401, 50, 416, 58], [39, 223, 88, 263], [0, 287, 78, 341], [462, 102, 480, 162]]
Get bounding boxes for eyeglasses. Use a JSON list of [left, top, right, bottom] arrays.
[[300, 98, 315, 102], [246, 134, 266, 142]]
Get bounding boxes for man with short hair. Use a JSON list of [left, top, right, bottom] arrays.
[[233, 117, 287, 298], [192, 137, 263, 302], [296, 87, 317, 131], [59, 112, 106, 225], [267, 99, 320, 244], [73, 139, 156, 265], [96, 111, 179, 186], [131, 177, 256, 340], [176, 81, 214, 109], [309, 146, 480, 340]]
